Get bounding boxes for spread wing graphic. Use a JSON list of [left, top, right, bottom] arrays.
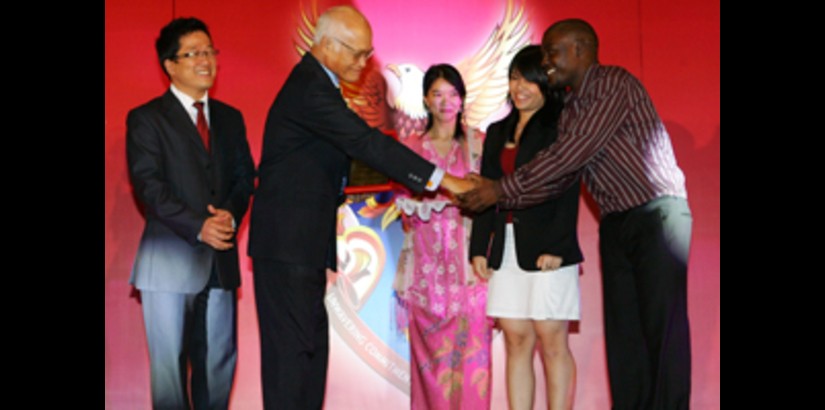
[[384, 0, 530, 139], [295, 0, 530, 137], [457, 0, 530, 129]]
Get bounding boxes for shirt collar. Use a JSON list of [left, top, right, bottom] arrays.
[[317, 59, 340, 89], [169, 84, 210, 108]]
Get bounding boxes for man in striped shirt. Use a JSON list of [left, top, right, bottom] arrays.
[[460, 19, 693, 409]]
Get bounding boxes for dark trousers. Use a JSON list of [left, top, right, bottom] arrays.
[[253, 258, 329, 410], [599, 196, 692, 410]]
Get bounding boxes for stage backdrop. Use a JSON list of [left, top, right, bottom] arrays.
[[105, 0, 720, 408]]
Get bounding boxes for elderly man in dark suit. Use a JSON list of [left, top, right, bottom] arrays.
[[126, 17, 255, 410], [248, 5, 471, 410]]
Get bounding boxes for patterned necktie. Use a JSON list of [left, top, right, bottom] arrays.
[[193, 101, 210, 152]]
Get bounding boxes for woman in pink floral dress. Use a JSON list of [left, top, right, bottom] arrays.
[[393, 64, 491, 410]]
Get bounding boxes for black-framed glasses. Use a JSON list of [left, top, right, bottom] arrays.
[[174, 49, 220, 61], [332, 38, 374, 61]]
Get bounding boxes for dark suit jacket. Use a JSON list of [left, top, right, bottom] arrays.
[[127, 90, 255, 292], [248, 53, 435, 269], [469, 103, 583, 270]]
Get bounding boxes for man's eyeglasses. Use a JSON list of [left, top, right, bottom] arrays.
[[332, 38, 374, 61], [174, 49, 220, 61]]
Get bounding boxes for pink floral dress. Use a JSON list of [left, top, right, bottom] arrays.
[[394, 133, 492, 410]]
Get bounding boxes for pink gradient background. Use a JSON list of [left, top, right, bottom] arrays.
[[105, 0, 719, 408]]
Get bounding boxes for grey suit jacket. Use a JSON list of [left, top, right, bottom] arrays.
[[127, 90, 255, 292]]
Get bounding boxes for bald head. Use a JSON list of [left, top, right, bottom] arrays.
[[310, 6, 374, 83], [544, 18, 598, 60], [313, 6, 371, 45]]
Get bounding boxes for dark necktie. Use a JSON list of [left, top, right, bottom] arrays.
[[193, 101, 210, 152]]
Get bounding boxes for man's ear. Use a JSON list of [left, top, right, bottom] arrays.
[[319, 36, 333, 52], [163, 59, 176, 77]]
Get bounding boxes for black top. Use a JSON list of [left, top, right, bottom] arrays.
[[469, 102, 583, 270]]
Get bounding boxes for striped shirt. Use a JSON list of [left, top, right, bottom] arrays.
[[498, 64, 687, 215]]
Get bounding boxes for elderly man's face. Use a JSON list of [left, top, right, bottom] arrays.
[[327, 27, 374, 83]]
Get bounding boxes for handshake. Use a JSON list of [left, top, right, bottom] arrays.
[[441, 173, 501, 212]]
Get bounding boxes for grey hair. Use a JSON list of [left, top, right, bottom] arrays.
[[312, 6, 347, 44]]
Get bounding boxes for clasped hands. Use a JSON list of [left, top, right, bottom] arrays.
[[200, 204, 235, 251], [440, 173, 501, 212]]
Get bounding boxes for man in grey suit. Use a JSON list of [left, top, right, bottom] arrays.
[[126, 17, 255, 410]]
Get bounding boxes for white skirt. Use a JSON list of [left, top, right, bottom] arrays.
[[486, 224, 581, 320]]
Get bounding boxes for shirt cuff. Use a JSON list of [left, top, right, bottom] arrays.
[[425, 167, 445, 192]]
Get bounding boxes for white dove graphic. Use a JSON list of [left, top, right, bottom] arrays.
[[384, 63, 428, 141]]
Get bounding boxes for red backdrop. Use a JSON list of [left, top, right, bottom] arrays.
[[105, 0, 719, 408]]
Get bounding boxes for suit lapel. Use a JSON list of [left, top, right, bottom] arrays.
[[489, 116, 514, 176], [304, 53, 344, 100], [208, 102, 227, 174], [516, 107, 554, 167], [160, 90, 211, 160], [515, 122, 536, 167]]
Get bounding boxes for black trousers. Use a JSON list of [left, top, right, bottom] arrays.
[[599, 196, 692, 410], [253, 258, 329, 410]]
